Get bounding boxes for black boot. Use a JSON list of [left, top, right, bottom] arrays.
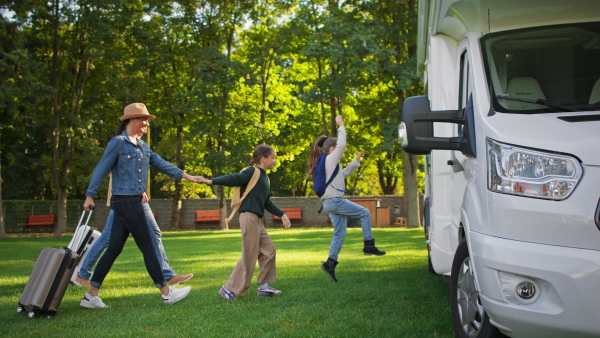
[[321, 257, 338, 282], [363, 239, 386, 256]]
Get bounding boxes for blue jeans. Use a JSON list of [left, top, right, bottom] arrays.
[[90, 195, 167, 289], [323, 197, 374, 261], [79, 203, 175, 280]]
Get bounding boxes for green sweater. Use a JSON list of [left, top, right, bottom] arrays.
[[211, 167, 284, 219]]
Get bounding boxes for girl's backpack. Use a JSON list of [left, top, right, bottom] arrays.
[[313, 154, 340, 197]]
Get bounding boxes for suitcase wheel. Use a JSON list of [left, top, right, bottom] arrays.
[[27, 311, 36, 319], [16, 306, 24, 314]]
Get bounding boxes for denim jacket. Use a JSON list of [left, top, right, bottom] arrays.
[[86, 131, 184, 197]]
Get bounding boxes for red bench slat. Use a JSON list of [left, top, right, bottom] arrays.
[[194, 210, 220, 222], [273, 208, 302, 221], [22, 214, 56, 233]]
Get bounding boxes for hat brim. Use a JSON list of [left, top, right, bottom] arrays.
[[120, 114, 156, 121]]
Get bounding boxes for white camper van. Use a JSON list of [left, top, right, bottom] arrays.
[[399, 0, 600, 337]]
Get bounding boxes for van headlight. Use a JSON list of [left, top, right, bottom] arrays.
[[398, 122, 408, 147], [487, 138, 582, 200]]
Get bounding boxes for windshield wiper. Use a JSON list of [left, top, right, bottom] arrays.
[[497, 95, 576, 112]]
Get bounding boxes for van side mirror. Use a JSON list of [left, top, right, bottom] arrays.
[[399, 95, 476, 157]]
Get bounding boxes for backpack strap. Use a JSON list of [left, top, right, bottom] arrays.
[[227, 167, 261, 226], [326, 164, 340, 188], [318, 164, 341, 214]]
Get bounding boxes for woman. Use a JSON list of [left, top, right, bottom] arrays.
[[198, 144, 291, 300], [80, 103, 197, 308], [306, 115, 386, 283]]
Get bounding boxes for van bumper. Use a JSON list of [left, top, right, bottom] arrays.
[[470, 231, 600, 337]]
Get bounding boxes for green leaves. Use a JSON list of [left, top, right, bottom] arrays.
[[1, 0, 421, 202]]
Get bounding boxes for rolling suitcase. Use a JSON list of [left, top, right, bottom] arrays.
[[17, 247, 79, 318], [68, 208, 101, 285]]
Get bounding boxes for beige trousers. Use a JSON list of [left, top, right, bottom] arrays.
[[225, 212, 276, 296]]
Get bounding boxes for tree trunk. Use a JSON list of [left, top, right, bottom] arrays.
[[217, 185, 228, 231], [402, 151, 421, 228], [0, 126, 4, 238], [330, 96, 337, 136], [50, 0, 65, 237], [317, 61, 328, 136], [329, 65, 339, 136], [377, 156, 399, 195], [0, 194, 5, 238], [54, 190, 68, 236], [170, 198, 182, 230], [170, 124, 185, 230]]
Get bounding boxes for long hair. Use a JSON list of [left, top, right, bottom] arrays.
[[115, 120, 131, 136], [305, 136, 337, 176], [249, 144, 274, 166]]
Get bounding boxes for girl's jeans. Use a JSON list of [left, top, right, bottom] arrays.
[[90, 195, 167, 289], [323, 197, 374, 261], [78, 202, 175, 280]]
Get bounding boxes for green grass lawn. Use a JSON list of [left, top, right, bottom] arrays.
[[0, 228, 453, 337]]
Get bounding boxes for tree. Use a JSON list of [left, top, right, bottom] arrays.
[[0, 0, 422, 226], [364, 0, 422, 225], [129, 5, 208, 229], [0, 126, 4, 238], [186, 0, 258, 230]]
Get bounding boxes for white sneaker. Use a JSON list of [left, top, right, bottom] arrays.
[[80, 294, 109, 308], [162, 285, 191, 304]]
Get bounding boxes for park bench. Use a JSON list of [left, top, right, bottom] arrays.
[[194, 210, 220, 229], [273, 208, 303, 221], [194, 210, 220, 223], [21, 214, 57, 233]]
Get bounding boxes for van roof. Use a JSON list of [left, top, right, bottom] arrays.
[[417, 0, 600, 75]]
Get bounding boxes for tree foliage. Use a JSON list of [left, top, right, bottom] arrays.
[[0, 0, 422, 233]]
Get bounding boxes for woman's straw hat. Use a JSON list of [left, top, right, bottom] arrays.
[[120, 103, 156, 121]]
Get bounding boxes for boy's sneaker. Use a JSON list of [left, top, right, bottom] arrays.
[[218, 286, 236, 300], [80, 294, 109, 308], [162, 285, 191, 304], [257, 286, 282, 297]]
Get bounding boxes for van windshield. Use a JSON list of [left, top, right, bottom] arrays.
[[482, 22, 600, 113]]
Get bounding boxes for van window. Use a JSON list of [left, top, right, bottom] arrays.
[[459, 51, 472, 109], [455, 51, 471, 136], [482, 22, 600, 113]]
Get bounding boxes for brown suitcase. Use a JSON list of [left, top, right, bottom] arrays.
[[17, 247, 79, 318]]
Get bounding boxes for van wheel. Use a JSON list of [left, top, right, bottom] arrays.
[[450, 238, 501, 338]]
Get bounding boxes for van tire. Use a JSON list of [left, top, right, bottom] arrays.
[[450, 238, 501, 338]]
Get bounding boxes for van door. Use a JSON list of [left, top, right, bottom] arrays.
[[447, 46, 471, 242], [428, 39, 472, 276]]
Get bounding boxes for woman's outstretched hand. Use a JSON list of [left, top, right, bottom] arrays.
[[182, 173, 205, 183], [197, 177, 212, 185]]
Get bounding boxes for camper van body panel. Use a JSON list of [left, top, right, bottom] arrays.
[[411, 0, 600, 336]]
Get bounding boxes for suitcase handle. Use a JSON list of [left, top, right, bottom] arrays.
[[77, 206, 94, 229]]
